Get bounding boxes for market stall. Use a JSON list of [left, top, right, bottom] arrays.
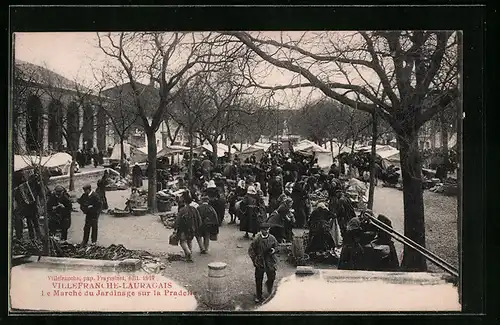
[[239, 142, 272, 161], [109, 143, 148, 164], [293, 140, 332, 169]]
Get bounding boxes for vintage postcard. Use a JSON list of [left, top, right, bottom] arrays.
[[9, 26, 462, 313]]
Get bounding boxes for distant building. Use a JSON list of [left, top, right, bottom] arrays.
[[13, 60, 111, 155]]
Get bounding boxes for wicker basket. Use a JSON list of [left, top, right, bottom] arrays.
[[131, 207, 148, 216], [157, 200, 173, 212], [111, 209, 130, 217]]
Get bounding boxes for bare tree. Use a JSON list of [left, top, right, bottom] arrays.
[[94, 68, 140, 177], [96, 32, 243, 211], [224, 31, 459, 271]]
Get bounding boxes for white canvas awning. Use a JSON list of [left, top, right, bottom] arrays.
[[110, 143, 148, 163], [239, 142, 273, 160], [158, 145, 190, 157], [356, 145, 400, 167], [14, 152, 72, 172], [194, 143, 229, 157], [294, 140, 330, 154]]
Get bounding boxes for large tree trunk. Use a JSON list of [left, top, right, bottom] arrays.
[[439, 110, 449, 177], [146, 130, 157, 213], [69, 150, 76, 191], [37, 167, 50, 255], [188, 130, 194, 182], [397, 128, 427, 272], [120, 136, 125, 178], [210, 140, 218, 167], [367, 114, 377, 209], [330, 139, 334, 160]]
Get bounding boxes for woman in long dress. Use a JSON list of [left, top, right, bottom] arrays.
[[239, 186, 265, 239]]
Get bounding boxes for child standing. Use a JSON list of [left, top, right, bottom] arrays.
[[248, 223, 279, 303]]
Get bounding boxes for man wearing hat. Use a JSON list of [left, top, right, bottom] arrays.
[[47, 185, 73, 242], [248, 222, 279, 303], [78, 184, 102, 245]]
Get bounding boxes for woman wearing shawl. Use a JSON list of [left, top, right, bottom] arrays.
[[337, 216, 367, 270], [267, 195, 294, 243], [240, 186, 265, 239], [174, 190, 203, 262], [228, 180, 246, 224], [306, 202, 336, 253], [368, 214, 400, 271], [206, 180, 226, 226], [197, 195, 219, 254]]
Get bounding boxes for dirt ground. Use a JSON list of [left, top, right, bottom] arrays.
[[65, 182, 458, 311]]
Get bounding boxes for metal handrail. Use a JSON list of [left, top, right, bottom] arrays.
[[365, 214, 459, 278]]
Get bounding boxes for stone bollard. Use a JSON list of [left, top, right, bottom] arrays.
[[207, 262, 228, 307]]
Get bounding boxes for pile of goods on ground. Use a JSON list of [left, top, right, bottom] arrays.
[[105, 172, 130, 191], [156, 190, 176, 212], [12, 238, 160, 264], [429, 178, 458, 196], [308, 190, 329, 207]]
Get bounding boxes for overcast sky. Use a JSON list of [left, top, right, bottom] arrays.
[[14, 31, 370, 109]]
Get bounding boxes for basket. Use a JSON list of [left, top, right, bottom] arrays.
[[157, 200, 173, 212], [111, 209, 130, 217], [131, 207, 148, 216]]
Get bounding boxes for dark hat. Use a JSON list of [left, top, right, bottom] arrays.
[[377, 214, 393, 228], [54, 185, 65, 192], [260, 222, 271, 229], [82, 184, 91, 190]]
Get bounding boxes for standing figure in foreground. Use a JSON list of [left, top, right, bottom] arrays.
[[78, 184, 102, 246], [239, 186, 264, 239], [174, 190, 203, 262], [248, 223, 279, 304], [47, 185, 72, 242], [196, 195, 219, 254]]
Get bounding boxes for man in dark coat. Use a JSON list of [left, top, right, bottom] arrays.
[[255, 165, 268, 197], [248, 223, 279, 303], [13, 178, 42, 240], [132, 163, 143, 188], [47, 185, 72, 241], [291, 181, 308, 228], [96, 171, 109, 211], [78, 184, 102, 245], [174, 190, 203, 262]]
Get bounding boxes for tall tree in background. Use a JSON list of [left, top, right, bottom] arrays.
[[225, 31, 459, 271], [97, 32, 242, 211], [94, 69, 140, 177]]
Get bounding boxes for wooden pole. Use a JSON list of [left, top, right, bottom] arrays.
[[367, 112, 378, 209]]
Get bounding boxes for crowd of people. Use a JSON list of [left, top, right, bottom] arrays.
[[169, 146, 399, 302], [13, 144, 400, 304]]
